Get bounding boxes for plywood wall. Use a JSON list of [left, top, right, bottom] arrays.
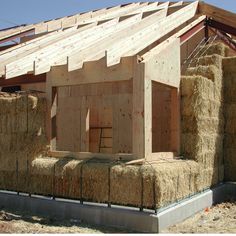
[[152, 81, 172, 152], [56, 80, 133, 153]]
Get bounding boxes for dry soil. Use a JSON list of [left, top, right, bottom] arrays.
[[162, 202, 236, 234]]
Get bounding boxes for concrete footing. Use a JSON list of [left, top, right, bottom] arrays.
[[0, 182, 235, 233]]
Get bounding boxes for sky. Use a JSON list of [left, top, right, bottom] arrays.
[[0, 0, 235, 30]]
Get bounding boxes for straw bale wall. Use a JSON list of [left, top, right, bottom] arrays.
[[28, 157, 200, 209], [223, 57, 236, 181], [0, 93, 48, 192], [181, 45, 226, 190]]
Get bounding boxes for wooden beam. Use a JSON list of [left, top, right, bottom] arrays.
[[0, 23, 97, 77], [68, 6, 168, 71], [32, 3, 170, 74], [1, 2, 191, 78], [0, 29, 35, 45], [5, 18, 118, 79], [170, 1, 183, 6], [50, 57, 133, 87], [0, 25, 35, 42], [35, 14, 142, 75], [170, 88, 180, 154], [106, 1, 199, 66], [132, 56, 152, 159], [145, 152, 176, 161], [0, 44, 16, 52], [207, 18, 236, 37], [0, 73, 46, 87], [45, 72, 56, 150], [0, 3, 135, 39], [198, 2, 236, 30], [48, 150, 134, 161], [180, 19, 205, 44], [142, 15, 206, 61]]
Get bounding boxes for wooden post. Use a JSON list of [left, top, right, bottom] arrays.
[[132, 58, 152, 159], [46, 72, 57, 151], [170, 88, 180, 154]]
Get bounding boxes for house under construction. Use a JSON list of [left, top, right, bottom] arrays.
[[0, 1, 236, 232]]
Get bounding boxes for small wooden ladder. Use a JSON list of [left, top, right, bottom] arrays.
[[99, 127, 112, 153]]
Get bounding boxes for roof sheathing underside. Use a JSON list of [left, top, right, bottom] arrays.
[[0, 1, 235, 80]]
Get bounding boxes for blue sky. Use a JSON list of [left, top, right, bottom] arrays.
[[0, 0, 235, 30]]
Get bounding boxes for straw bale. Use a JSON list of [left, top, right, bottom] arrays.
[[224, 93, 236, 104], [0, 133, 18, 152], [140, 165, 156, 209], [225, 120, 236, 134], [28, 97, 46, 134], [223, 57, 236, 182], [19, 132, 48, 155], [224, 134, 236, 148], [197, 54, 222, 69], [0, 94, 46, 133], [27, 95, 39, 110], [151, 160, 199, 207], [54, 158, 82, 199], [224, 74, 236, 87], [0, 93, 29, 115], [15, 95, 28, 114], [30, 157, 58, 196], [14, 112, 28, 133], [0, 114, 17, 134], [224, 148, 236, 181], [82, 161, 111, 203], [0, 171, 17, 191], [223, 57, 236, 73], [17, 170, 29, 193], [185, 65, 222, 85], [224, 104, 236, 118], [182, 97, 223, 117], [181, 116, 224, 134], [109, 160, 200, 209], [200, 43, 229, 57], [181, 133, 224, 160], [0, 95, 17, 115], [0, 152, 17, 171], [218, 165, 224, 182], [200, 151, 223, 169], [197, 167, 219, 191], [0, 152, 17, 191], [110, 165, 142, 207], [181, 75, 216, 99]]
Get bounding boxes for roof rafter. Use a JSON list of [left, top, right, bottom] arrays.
[[106, 1, 199, 66], [0, 23, 97, 77], [5, 18, 120, 78], [68, 4, 169, 71]]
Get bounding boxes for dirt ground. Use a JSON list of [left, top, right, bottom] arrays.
[[163, 202, 236, 234], [0, 202, 235, 233], [0, 208, 129, 234]]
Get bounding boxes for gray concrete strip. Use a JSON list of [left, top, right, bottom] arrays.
[[0, 182, 235, 233]]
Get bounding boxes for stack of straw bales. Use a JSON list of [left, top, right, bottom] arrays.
[[0, 93, 47, 192], [181, 44, 226, 190], [223, 57, 236, 181], [29, 156, 200, 209]]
